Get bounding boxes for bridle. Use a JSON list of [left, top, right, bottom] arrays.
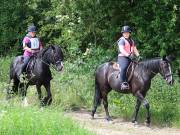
[[148, 60, 172, 81], [159, 61, 173, 80], [38, 47, 62, 70]]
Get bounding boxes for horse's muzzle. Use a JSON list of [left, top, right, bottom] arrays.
[[167, 79, 174, 86], [56, 62, 64, 72]]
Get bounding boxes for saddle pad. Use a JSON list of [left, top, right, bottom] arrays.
[[112, 63, 119, 70]]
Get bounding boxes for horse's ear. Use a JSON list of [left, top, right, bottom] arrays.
[[162, 55, 175, 62], [50, 45, 55, 50], [162, 55, 166, 61], [166, 55, 176, 62]]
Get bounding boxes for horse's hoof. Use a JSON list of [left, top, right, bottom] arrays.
[[132, 120, 138, 125], [91, 116, 94, 120], [41, 97, 50, 106], [145, 122, 150, 127], [145, 119, 151, 127], [145, 123, 151, 127], [106, 117, 112, 121], [47, 99, 52, 105], [132, 119, 136, 123], [90, 113, 94, 119]]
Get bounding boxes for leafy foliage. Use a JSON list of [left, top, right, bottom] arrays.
[[0, 0, 179, 57]]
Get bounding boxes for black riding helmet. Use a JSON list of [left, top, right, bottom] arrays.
[[27, 25, 36, 32], [121, 25, 131, 33]]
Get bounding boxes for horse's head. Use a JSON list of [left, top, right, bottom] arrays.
[[159, 56, 174, 85], [50, 45, 64, 71], [42, 45, 64, 72]]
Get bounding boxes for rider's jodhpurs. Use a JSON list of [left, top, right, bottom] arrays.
[[118, 56, 131, 82]]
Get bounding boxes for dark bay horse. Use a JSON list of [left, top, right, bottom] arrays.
[[91, 56, 174, 125], [7, 45, 64, 105]]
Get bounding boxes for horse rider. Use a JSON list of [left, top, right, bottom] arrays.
[[17, 25, 43, 81], [117, 25, 140, 90]]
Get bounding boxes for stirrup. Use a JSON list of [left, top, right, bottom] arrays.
[[121, 82, 129, 90]]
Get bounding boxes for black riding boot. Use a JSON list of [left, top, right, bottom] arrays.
[[120, 82, 129, 90]]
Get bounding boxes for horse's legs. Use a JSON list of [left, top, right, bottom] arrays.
[[102, 94, 111, 121], [142, 93, 150, 125], [19, 83, 28, 98], [91, 103, 98, 119], [6, 79, 19, 99], [19, 83, 29, 107], [36, 85, 42, 100], [13, 81, 19, 95], [36, 85, 43, 106], [42, 82, 52, 105], [132, 99, 141, 124], [135, 91, 150, 126]]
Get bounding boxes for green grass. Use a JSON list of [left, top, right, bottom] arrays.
[[0, 104, 92, 135]]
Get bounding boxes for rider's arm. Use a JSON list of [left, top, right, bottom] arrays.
[[23, 45, 32, 52], [134, 46, 139, 56], [23, 39, 32, 53]]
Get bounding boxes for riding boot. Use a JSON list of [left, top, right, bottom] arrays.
[[120, 82, 129, 90]]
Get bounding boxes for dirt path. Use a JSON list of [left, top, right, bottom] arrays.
[[65, 109, 180, 135]]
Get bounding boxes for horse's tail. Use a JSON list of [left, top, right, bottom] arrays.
[[93, 77, 102, 106], [91, 77, 102, 118], [6, 61, 15, 99]]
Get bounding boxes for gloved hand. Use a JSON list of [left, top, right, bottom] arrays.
[[128, 53, 136, 60], [137, 56, 143, 61], [137, 55, 143, 61]]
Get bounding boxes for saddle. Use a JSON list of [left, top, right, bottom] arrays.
[[112, 61, 137, 82]]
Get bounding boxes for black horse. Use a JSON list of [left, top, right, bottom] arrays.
[[91, 56, 174, 125], [7, 45, 64, 105]]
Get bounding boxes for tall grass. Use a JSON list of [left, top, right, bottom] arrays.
[[0, 104, 92, 135], [0, 55, 179, 128]]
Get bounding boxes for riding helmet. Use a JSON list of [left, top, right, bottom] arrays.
[[121, 25, 131, 33], [27, 25, 37, 32]]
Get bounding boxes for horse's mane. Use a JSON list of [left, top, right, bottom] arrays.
[[37, 45, 52, 58], [139, 57, 161, 69], [135, 57, 161, 77]]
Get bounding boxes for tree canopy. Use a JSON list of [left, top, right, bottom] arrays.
[[0, 0, 179, 66]]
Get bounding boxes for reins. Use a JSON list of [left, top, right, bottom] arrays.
[[29, 48, 60, 71]]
